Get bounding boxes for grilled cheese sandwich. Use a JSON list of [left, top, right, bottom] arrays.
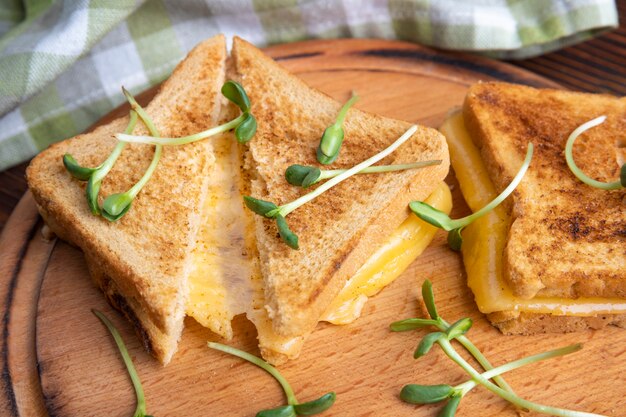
[[441, 82, 626, 334]]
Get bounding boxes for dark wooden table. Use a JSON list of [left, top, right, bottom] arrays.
[[1, 3, 625, 231]]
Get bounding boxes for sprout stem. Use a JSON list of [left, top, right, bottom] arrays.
[[335, 92, 359, 126], [319, 159, 442, 180], [93, 310, 147, 417], [115, 113, 246, 145], [93, 111, 139, 183], [438, 338, 604, 417], [208, 342, 298, 405], [565, 116, 622, 190], [279, 125, 418, 216], [447, 143, 533, 230], [122, 89, 162, 199], [455, 344, 582, 396]]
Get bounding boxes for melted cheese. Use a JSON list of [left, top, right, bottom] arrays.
[[187, 135, 452, 361], [186, 133, 303, 362], [321, 182, 452, 324], [441, 110, 626, 316]]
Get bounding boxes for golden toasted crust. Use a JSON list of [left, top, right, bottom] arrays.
[[26, 35, 227, 364], [463, 82, 626, 301], [232, 37, 449, 337]]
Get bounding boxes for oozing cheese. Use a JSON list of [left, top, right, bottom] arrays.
[[441, 110, 626, 316], [321, 182, 452, 324], [186, 134, 452, 361]]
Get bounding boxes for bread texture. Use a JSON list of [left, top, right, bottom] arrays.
[[463, 82, 626, 301], [26, 35, 227, 364], [231, 37, 450, 338], [488, 311, 626, 335]]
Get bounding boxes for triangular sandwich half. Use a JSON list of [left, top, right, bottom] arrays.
[[26, 35, 227, 364], [230, 37, 450, 346]]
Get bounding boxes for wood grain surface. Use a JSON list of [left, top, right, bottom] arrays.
[[1, 38, 625, 417]]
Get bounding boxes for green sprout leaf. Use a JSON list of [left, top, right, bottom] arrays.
[[409, 201, 452, 230], [86, 176, 102, 215], [447, 228, 464, 252], [235, 112, 257, 143], [103, 193, 133, 217], [317, 93, 359, 165], [421, 279, 439, 320], [63, 154, 97, 180], [257, 406, 297, 417], [438, 395, 462, 417], [92, 310, 149, 417], [410, 143, 533, 250], [222, 80, 251, 112], [400, 384, 454, 405], [244, 196, 279, 217], [276, 215, 299, 250], [445, 318, 472, 340], [565, 115, 624, 190], [285, 165, 323, 188], [293, 393, 336, 415], [390, 318, 440, 332], [317, 125, 345, 165], [414, 332, 444, 359]]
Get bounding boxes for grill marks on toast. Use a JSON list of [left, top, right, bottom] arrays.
[[463, 82, 626, 301], [26, 36, 228, 364], [232, 37, 449, 338]]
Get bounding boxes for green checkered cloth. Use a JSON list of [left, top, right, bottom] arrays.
[[0, 0, 618, 171]]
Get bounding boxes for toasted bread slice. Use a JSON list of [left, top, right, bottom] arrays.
[[231, 37, 450, 338], [26, 35, 227, 364], [463, 82, 626, 301]]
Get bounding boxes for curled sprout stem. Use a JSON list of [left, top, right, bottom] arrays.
[[455, 343, 582, 397], [115, 112, 246, 146], [94, 111, 139, 182], [208, 342, 298, 405], [565, 116, 623, 190], [121, 89, 163, 199], [447, 142, 533, 230], [437, 338, 604, 417], [335, 92, 359, 126], [319, 160, 442, 180], [93, 310, 149, 417], [279, 125, 418, 217]]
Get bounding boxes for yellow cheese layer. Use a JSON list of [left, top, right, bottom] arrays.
[[321, 182, 453, 324], [441, 110, 626, 316], [186, 135, 254, 340]]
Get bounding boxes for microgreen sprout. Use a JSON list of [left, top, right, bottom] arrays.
[[245, 125, 419, 249], [98, 88, 163, 221], [410, 142, 534, 251], [93, 310, 152, 417], [207, 342, 336, 416], [392, 281, 606, 417], [285, 159, 442, 188], [115, 81, 256, 145], [317, 92, 359, 164], [565, 115, 625, 190], [63, 110, 139, 215]]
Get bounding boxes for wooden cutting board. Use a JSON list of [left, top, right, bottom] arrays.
[[1, 39, 624, 417]]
